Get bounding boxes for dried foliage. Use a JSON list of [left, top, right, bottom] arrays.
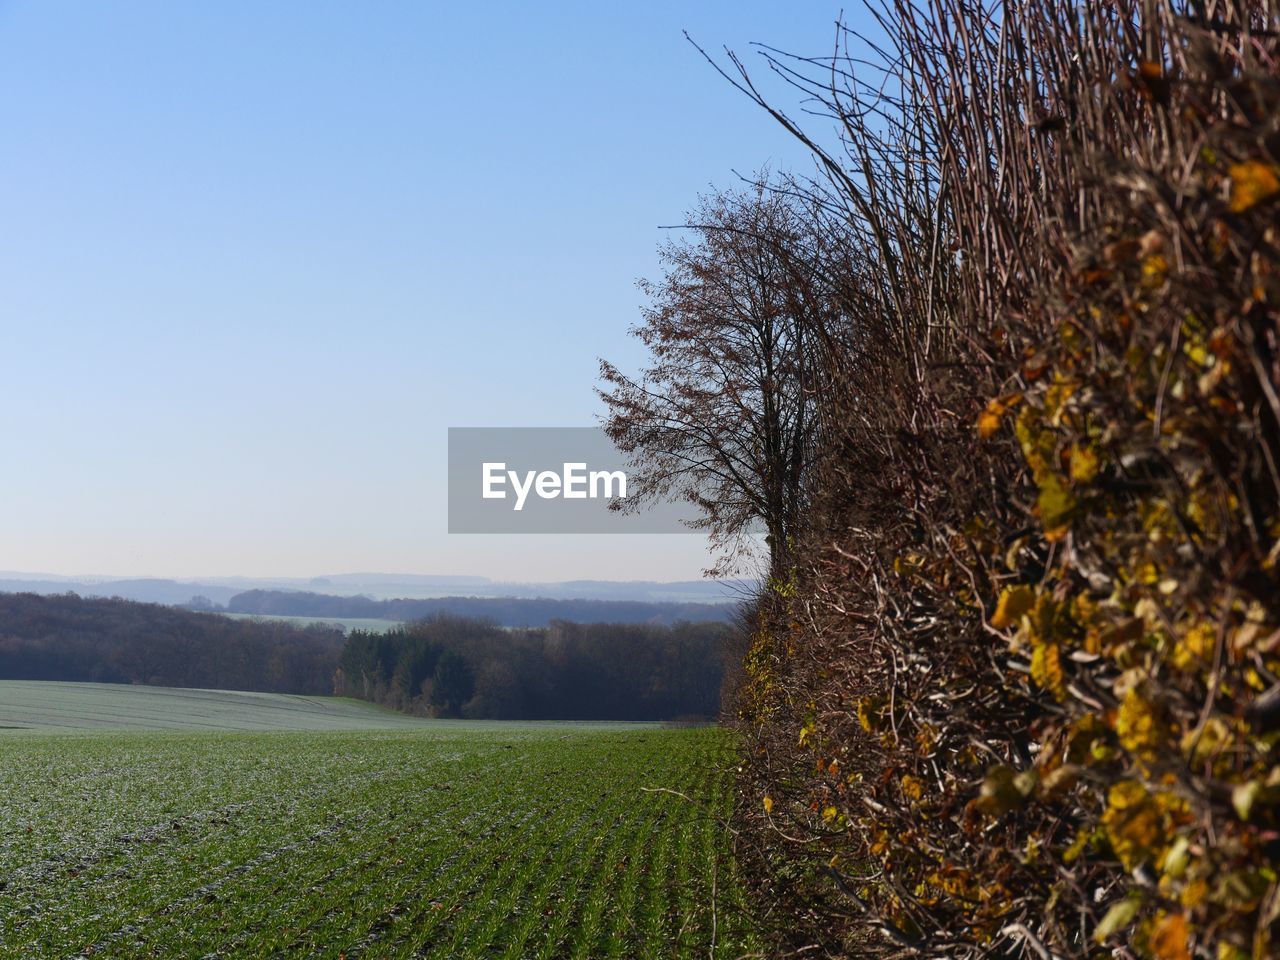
[[599, 186, 850, 577], [724, 1, 1280, 957]]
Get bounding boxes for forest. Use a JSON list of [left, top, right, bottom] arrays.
[[334, 615, 728, 721], [596, 1, 1280, 956], [0, 592, 730, 722], [0, 592, 342, 694]]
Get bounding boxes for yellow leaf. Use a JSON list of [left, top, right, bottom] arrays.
[[1094, 897, 1140, 942], [1031, 641, 1066, 700], [762, 795, 773, 814], [1116, 687, 1165, 761], [1229, 160, 1280, 213], [1232, 781, 1261, 822], [1171, 621, 1215, 671], [1142, 253, 1169, 286], [1150, 912, 1190, 960], [1062, 829, 1091, 864], [1069, 444, 1100, 484], [977, 409, 1002, 439], [1044, 380, 1076, 423], [1102, 780, 1162, 870], [991, 585, 1035, 629], [856, 698, 878, 734], [1180, 715, 1230, 763], [1160, 835, 1190, 880], [901, 775, 925, 801], [977, 394, 1021, 439], [1180, 878, 1208, 910], [1036, 472, 1076, 534]]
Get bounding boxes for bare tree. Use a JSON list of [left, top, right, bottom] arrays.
[[598, 184, 845, 578]]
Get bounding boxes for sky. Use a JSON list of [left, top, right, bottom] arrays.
[[0, 1, 842, 582]]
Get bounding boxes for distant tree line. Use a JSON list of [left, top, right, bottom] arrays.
[[224, 590, 735, 627], [0, 592, 731, 721], [0, 592, 341, 694], [335, 615, 727, 721]]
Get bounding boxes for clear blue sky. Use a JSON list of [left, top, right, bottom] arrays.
[[0, 1, 840, 582]]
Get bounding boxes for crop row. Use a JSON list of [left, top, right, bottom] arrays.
[[0, 727, 757, 958]]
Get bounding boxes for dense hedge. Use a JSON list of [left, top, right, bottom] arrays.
[[734, 2, 1280, 957]]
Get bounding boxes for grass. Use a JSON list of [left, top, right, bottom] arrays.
[[0, 685, 758, 958], [0, 680, 433, 731]]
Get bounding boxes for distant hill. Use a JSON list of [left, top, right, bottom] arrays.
[[0, 576, 243, 606], [224, 590, 739, 627], [0, 571, 753, 606]]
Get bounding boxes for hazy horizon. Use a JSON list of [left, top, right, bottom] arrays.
[[0, 566, 746, 586], [0, 564, 754, 608]]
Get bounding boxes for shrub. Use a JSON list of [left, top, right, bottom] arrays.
[[732, 2, 1280, 957]]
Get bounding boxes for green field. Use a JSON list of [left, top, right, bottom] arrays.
[[220, 612, 405, 634], [0, 685, 757, 958], [0, 680, 436, 731]]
